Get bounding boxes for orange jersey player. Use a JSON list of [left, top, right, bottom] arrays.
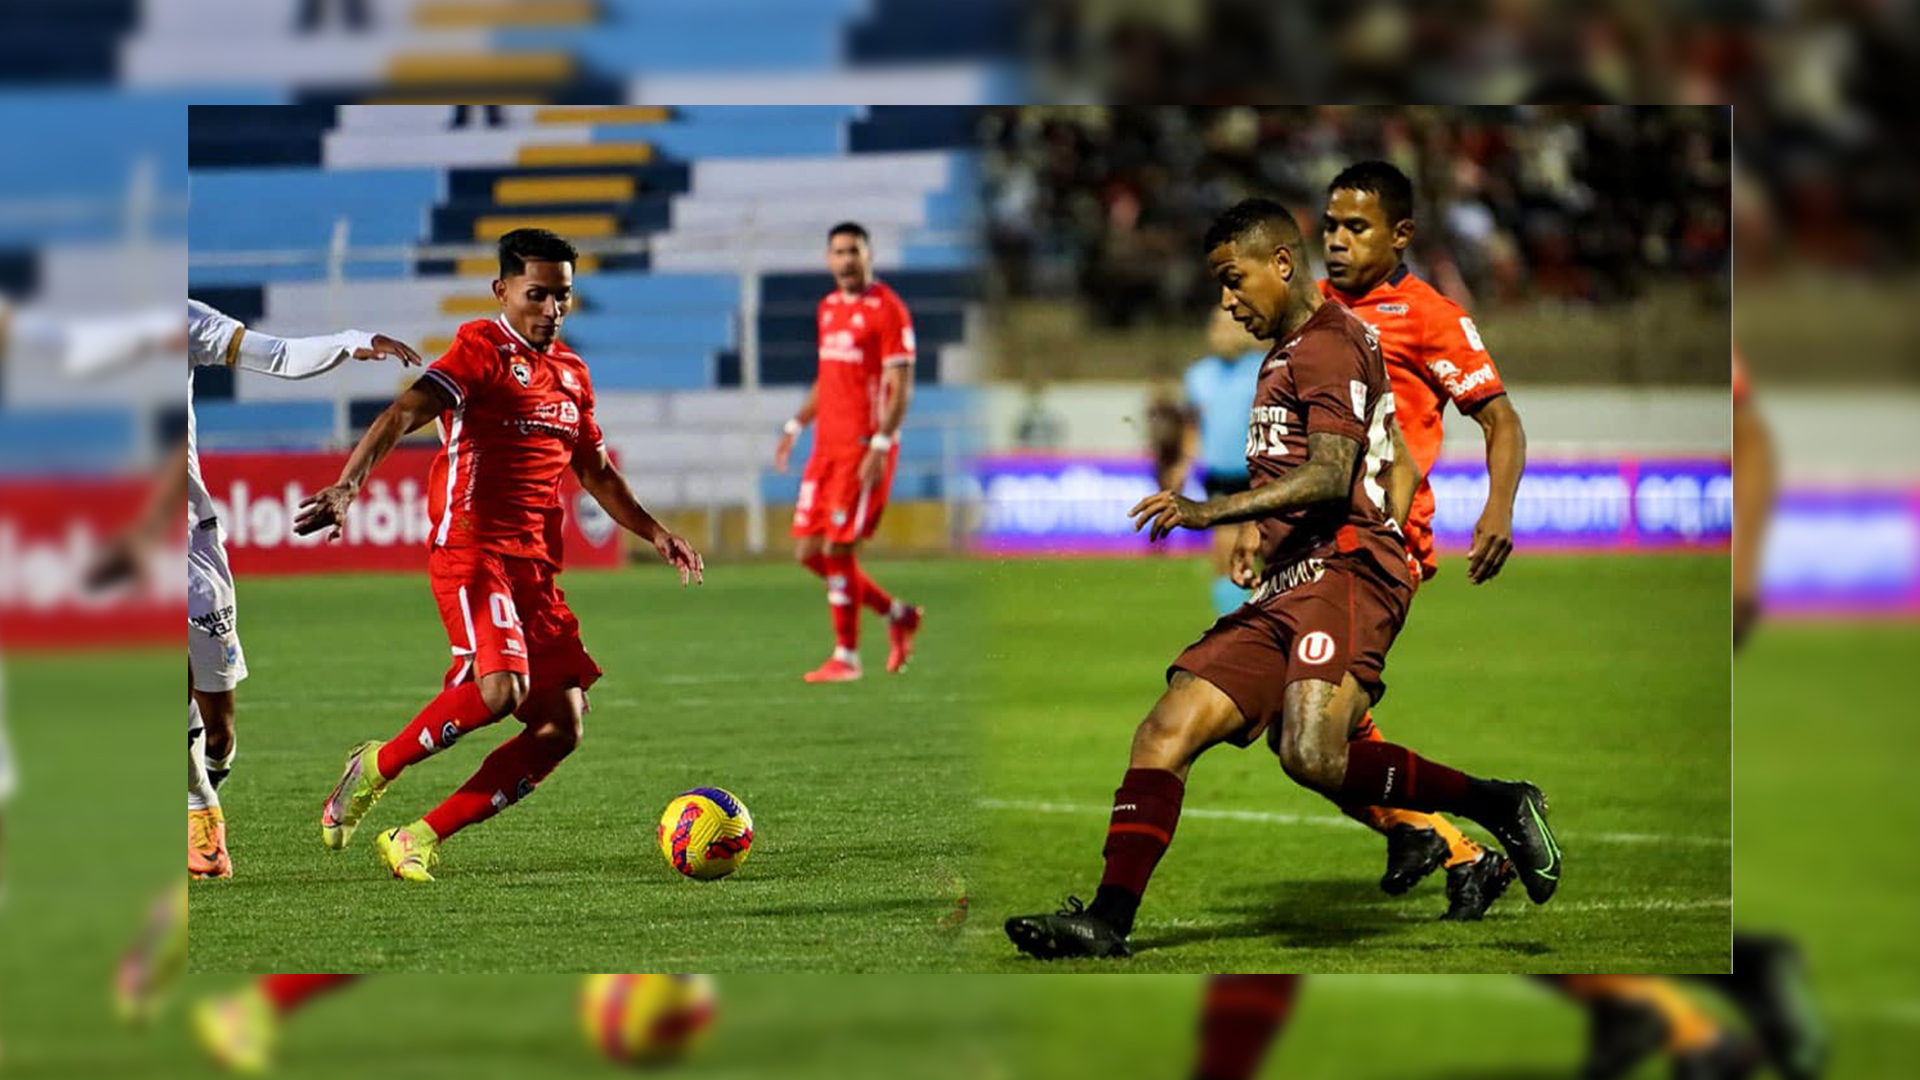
[[298, 228, 704, 883], [1305, 161, 1532, 917], [774, 222, 924, 683]]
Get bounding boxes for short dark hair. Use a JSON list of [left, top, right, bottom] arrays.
[[1327, 160, 1415, 226], [498, 227, 578, 278], [828, 221, 869, 245], [1203, 197, 1305, 256]]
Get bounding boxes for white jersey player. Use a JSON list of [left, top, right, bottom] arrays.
[[181, 300, 419, 878]]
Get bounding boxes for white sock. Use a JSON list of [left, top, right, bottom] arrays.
[[189, 701, 218, 812], [888, 598, 909, 621], [833, 646, 860, 667]]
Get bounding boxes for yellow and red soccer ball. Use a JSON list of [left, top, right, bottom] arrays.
[[580, 974, 716, 1066], [656, 787, 753, 880]]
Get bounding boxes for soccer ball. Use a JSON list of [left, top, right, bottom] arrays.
[[580, 974, 715, 1066], [657, 787, 754, 880]]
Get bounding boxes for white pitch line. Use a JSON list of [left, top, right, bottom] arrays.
[[978, 798, 1731, 847]]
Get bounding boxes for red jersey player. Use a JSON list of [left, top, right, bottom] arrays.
[[297, 229, 704, 882], [1003, 199, 1560, 961], [1308, 161, 1532, 918], [773, 221, 924, 682]]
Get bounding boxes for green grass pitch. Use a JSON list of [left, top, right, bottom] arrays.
[[184, 559, 982, 973], [968, 554, 1733, 973]]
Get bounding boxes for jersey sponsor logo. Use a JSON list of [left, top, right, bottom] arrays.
[[1245, 405, 1292, 458], [1375, 303, 1408, 314], [1252, 557, 1325, 604], [1436, 362, 1497, 398], [437, 720, 464, 749], [820, 329, 864, 363], [901, 326, 915, 352], [190, 603, 237, 639], [1296, 630, 1337, 664], [510, 362, 531, 387]]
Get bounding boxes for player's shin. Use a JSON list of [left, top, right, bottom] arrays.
[[821, 554, 861, 655], [259, 974, 359, 1015], [1089, 767, 1185, 935], [419, 728, 567, 840], [374, 681, 498, 780], [189, 703, 218, 811]]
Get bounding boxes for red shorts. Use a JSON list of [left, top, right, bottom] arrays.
[[791, 446, 898, 546], [1170, 553, 1411, 747], [429, 546, 603, 694], [1406, 486, 1439, 581]]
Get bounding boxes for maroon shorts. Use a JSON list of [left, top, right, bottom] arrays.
[[1169, 554, 1411, 747], [429, 546, 604, 694]]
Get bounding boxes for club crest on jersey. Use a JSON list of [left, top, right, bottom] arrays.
[[511, 362, 531, 387], [559, 368, 578, 390]]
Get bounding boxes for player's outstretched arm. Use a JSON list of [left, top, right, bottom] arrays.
[[774, 384, 821, 473], [1131, 432, 1359, 541], [229, 327, 422, 379], [1465, 394, 1526, 583], [571, 445, 705, 586], [294, 379, 450, 541], [1732, 395, 1775, 647]]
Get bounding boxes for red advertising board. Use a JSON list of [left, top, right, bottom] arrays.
[[0, 448, 623, 650], [202, 447, 624, 575], [0, 476, 183, 649]]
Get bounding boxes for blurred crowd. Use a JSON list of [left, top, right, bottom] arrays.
[[983, 105, 1730, 325]]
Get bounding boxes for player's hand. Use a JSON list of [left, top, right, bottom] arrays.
[[1129, 490, 1214, 542], [773, 430, 797, 473], [856, 445, 887, 489], [84, 530, 152, 592], [352, 334, 423, 367], [1466, 506, 1514, 583], [1229, 522, 1261, 587], [654, 532, 705, 586], [294, 483, 357, 542]]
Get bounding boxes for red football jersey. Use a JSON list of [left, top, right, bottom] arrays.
[[813, 280, 915, 455], [1320, 266, 1507, 576], [420, 317, 604, 568]]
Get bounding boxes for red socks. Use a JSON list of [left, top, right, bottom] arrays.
[[259, 974, 359, 1015], [1338, 739, 1476, 813], [1194, 975, 1303, 1080], [1091, 767, 1185, 934], [822, 553, 861, 651], [375, 681, 498, 780], [420, 729, 569, 840], [847, 559, 894, 617]]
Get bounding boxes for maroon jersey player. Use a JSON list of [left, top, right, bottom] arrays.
[[298, 228, 704, 882], [1003, 199, 1562, 960], [773, 222, 924, 682]]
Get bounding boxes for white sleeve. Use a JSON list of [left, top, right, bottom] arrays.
[[187, 298, 243, 368], [3, 303, 179, 376], [234, 326, 378, 380]]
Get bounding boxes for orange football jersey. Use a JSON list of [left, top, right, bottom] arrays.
[[1319, 266, 1508, 578]]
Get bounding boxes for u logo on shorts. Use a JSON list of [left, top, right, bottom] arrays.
[[1296, 631, 1337, 665]]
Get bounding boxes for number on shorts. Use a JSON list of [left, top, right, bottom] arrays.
[[488, 592, 521, 630]]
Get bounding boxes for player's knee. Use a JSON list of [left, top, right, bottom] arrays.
[[1272, 718, 1344, 791], [476, 672, 528, 719], [1131, 701, 1202, 769]]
